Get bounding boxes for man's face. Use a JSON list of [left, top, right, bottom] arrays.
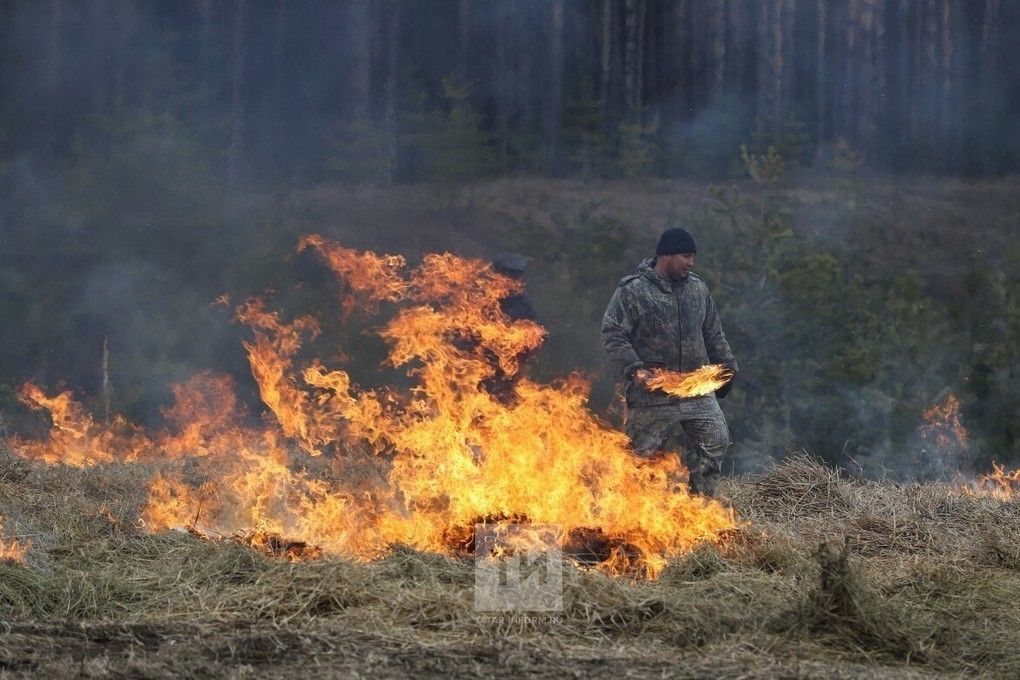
[[662, 252, 695, 280]]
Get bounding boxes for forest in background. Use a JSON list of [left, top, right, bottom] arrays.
[[0, 1, 1018, 476], [1, 0, 1018, 182]]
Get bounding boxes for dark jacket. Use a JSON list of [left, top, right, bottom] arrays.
[[601, 258, 737, 406]]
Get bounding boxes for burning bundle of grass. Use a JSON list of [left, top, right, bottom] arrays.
[[645, 364, 734, 398]]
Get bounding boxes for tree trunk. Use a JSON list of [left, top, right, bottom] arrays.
[[857, 0, 876, 145], [382, 2, 400, 183], [709, 0, 726, 97], [782, 0, 795, 120], [923, 0, 938, 160], [112, 1, 138, 119], [513, 9, 532, 131], [495, 19, 510, 163], [273, 0, 287, 103], [678, 0, 694, 115], [457, 0, 470, 81], [980, 0, 1000, 75], [88, 0, 106, 114], [757, 0, 793, 137], [979, 0, 1001, 170], [600, 0, 613, 125], [656, 0, 685, 139], [728, 0, 750, 93], [47, 0, 61, 96], [893, 0, 910, 160], [939, 0, 954, 169], [644, 0, 659, 118], [47, 0, 62, 150], [623, 0, 642, 116], [816, 0, 827, 141], [348, 0, 371, 123], [228, 0, 247, 185], [873, 0, 887, 152], [635, 0, 646, 114], [546, 0, 564, 170], [197, 0, 213, 116], [907, 0, 921, 147], [689, 0, 704, 109], [841, 0, 860, 142]]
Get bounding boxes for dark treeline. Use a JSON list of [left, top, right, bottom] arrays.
[[1, 0, 1017, 183]]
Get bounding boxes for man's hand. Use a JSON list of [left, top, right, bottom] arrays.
[[716, 363, 736, 398], [633, 368, 652, 386]]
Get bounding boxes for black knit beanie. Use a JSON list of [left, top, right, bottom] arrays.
[[655, 227, 697, 255]]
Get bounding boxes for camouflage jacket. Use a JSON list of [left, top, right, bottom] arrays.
[[601, 258, 738, 407]]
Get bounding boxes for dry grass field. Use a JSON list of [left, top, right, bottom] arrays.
[[2, 174, 1018, 677], [2, 453, 1018, 678]]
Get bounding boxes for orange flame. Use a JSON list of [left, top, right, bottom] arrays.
[[920, 394, 968, 450], [645, 365, 734, 398], [0, 518, 28, 563], [918, 393, 970, 473], [12, 374, 249, 467], [12, 384, 153, 466], [959, 462, 1020, 500], [297, 234, 408, 317], [15, 235, 737, 577], [157, 372, 243, 459]]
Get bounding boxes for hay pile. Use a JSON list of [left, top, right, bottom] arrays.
[[1, 454, 1018, 677]]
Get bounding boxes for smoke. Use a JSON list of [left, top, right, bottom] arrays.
[[0, 2, 1016, 477], [77, 260, 238, 422]]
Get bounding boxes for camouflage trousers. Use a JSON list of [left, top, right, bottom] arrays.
[[625, 398, 731, 497]]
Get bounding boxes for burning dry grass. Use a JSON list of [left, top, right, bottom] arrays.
[[2, 456, 1019, 677], [645, 364, 734, 399], [7, 237, 737, 579], [2, 235, 1017, 675], [964, 462, 1020, 500]]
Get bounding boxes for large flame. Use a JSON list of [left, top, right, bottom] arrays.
[[645, 365, 733, 398], [10, 235, 738, 577]]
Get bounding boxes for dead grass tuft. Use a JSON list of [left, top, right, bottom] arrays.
[[736, 453, 852, 519], [802, 540, 935, 662]]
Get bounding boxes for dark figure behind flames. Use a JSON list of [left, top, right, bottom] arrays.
[[482, 252, 538, 403], [492, 252, 537, 322]]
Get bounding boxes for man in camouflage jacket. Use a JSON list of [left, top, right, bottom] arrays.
[[601, 227, 737, 496]]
